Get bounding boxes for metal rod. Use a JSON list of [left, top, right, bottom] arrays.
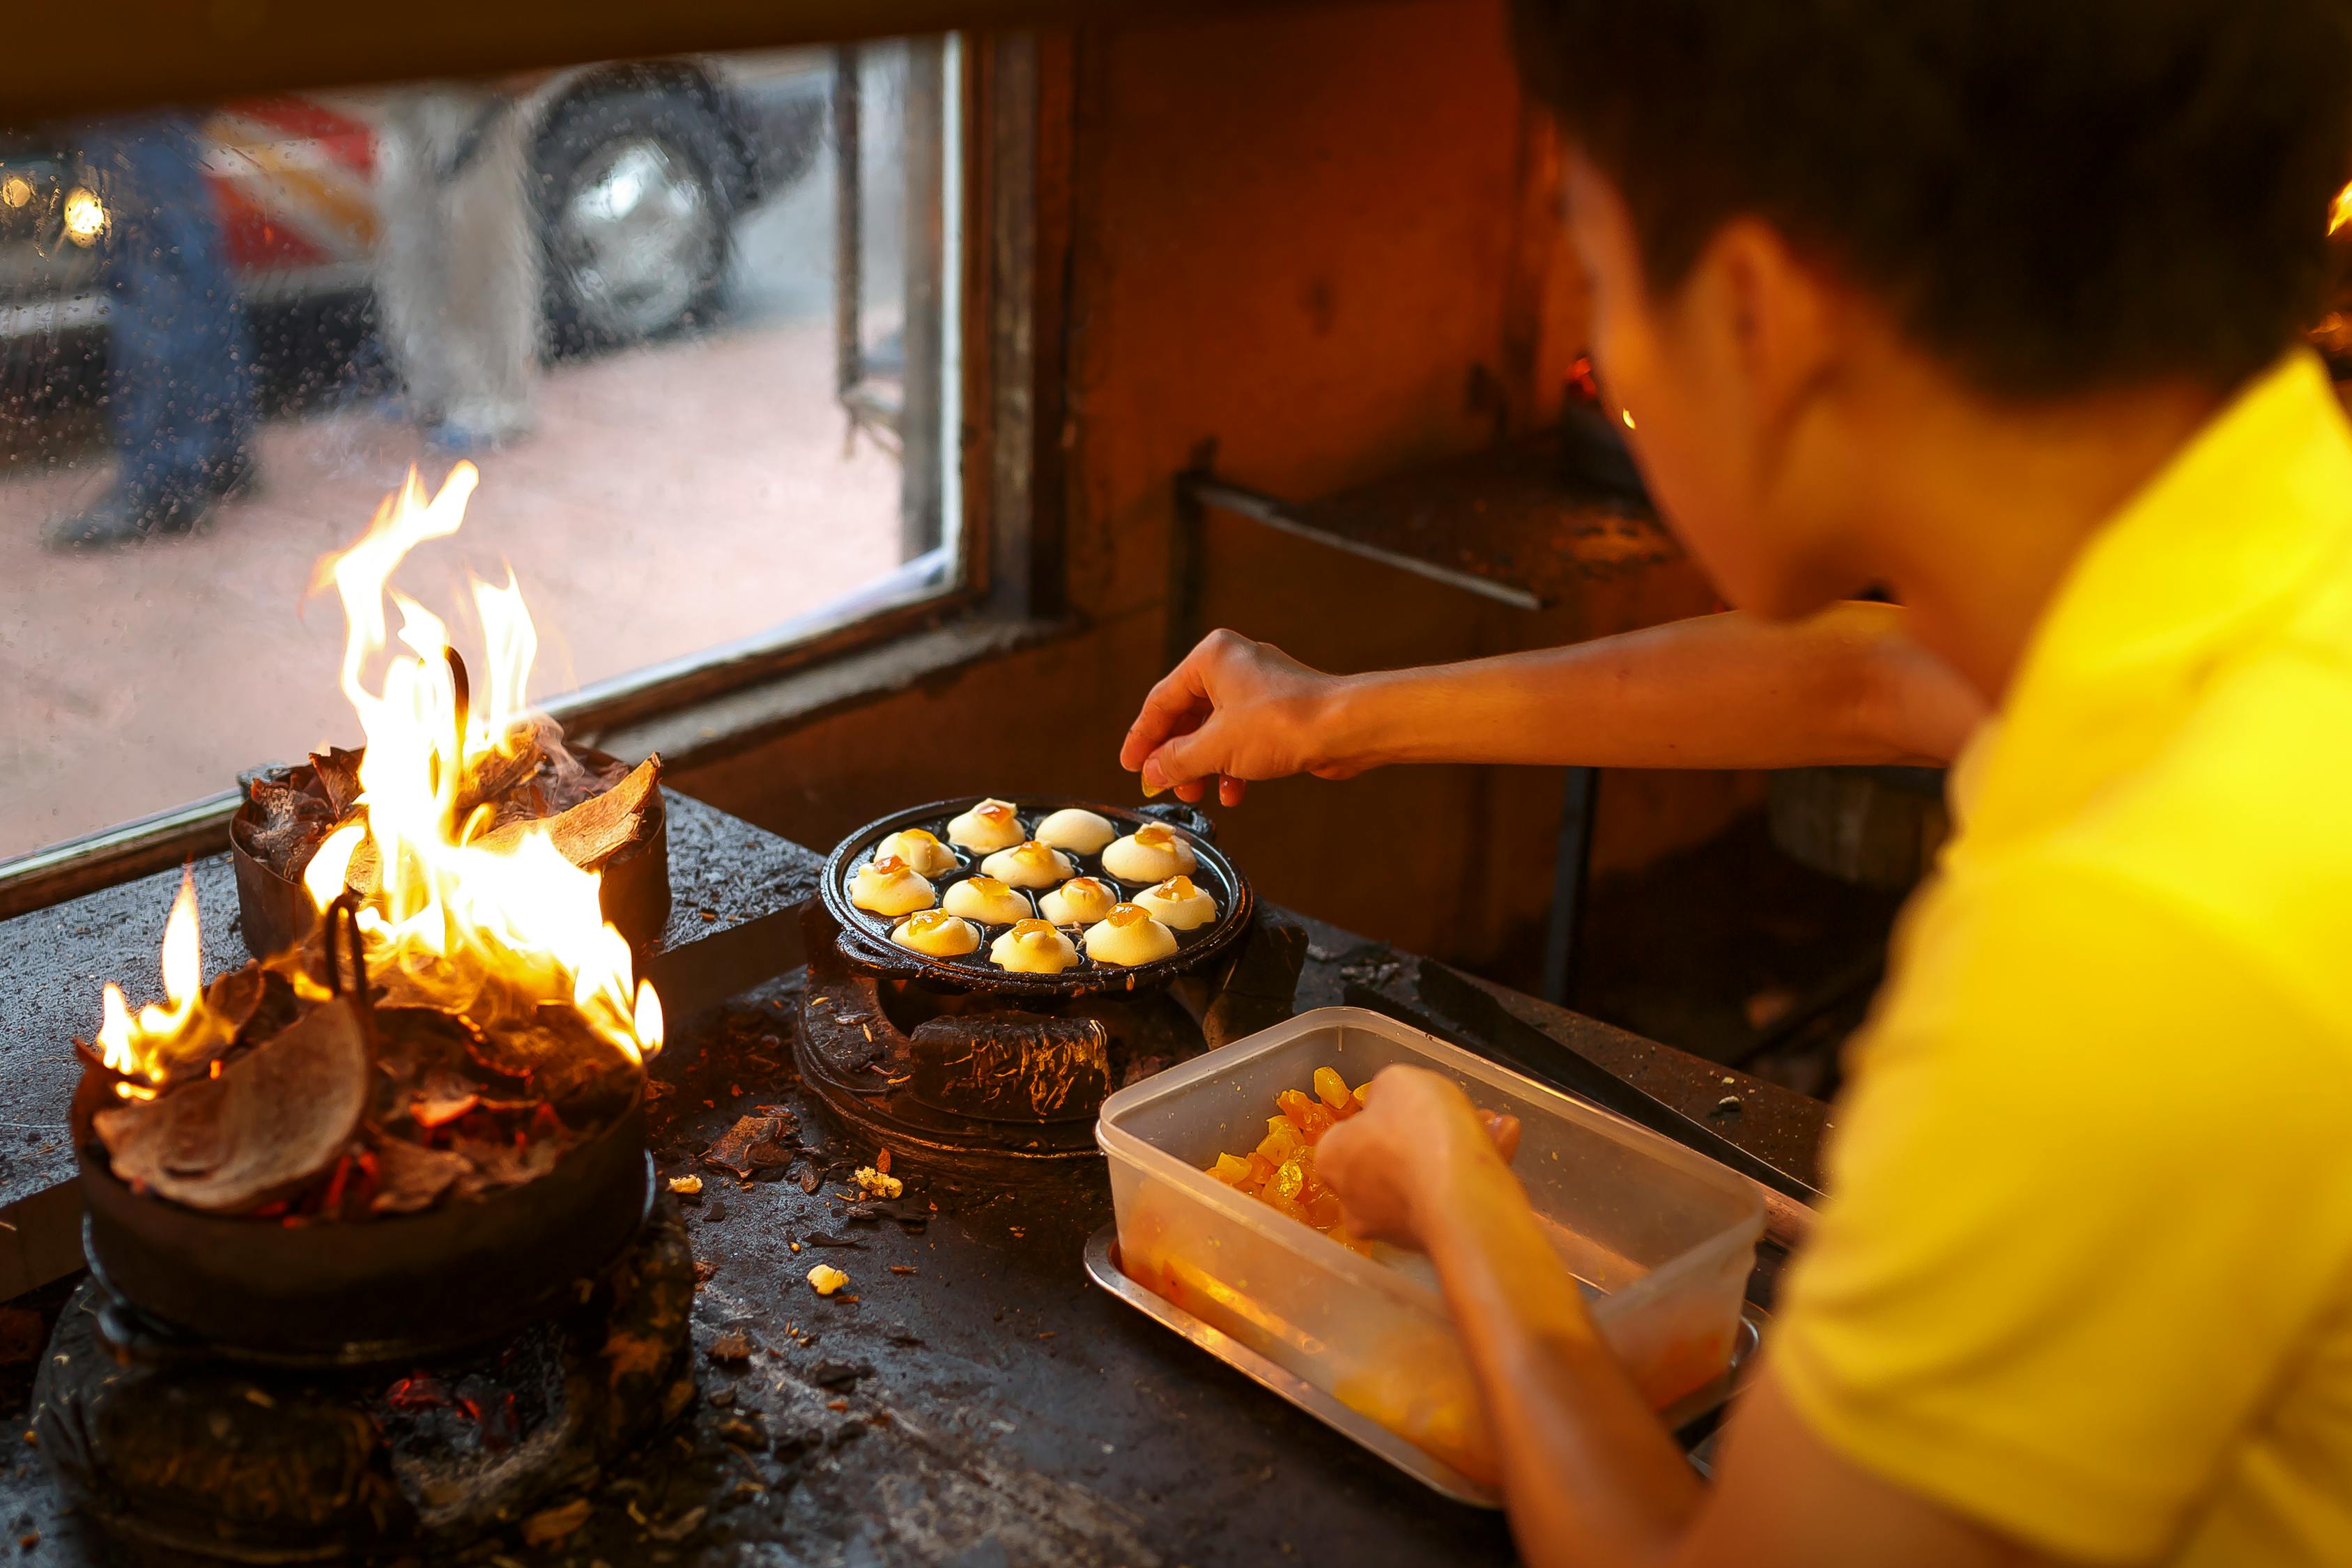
[[832, 43, 863, 406], [900, 36, 948, 561], [1540, 764, 1598, 1004], [1184, 476, 1546, 611]]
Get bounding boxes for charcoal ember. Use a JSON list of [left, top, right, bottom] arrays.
[[534, 721, 634, 813], [203, 962, 268, 1036], [450, 1134, 562, 1196], [371, 1006, 491, 1124], [176, 962, 297, 1075], [452, 724, 544, 818], [701, 1114, 797, 1181], [94, 996, 369, 1214], [468, 1006, 635, 1109], [410, 1068, 482, 1130], [242, 774, 334, 870], [236, 967, 301, 1047], [308, 746, 366, 818], [484, 785, 551, 835], [472, 755, 661, 873], [369, 1135, 475, 1214]]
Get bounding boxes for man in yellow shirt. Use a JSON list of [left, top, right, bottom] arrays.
[[1118, 0, 2352, 1562]]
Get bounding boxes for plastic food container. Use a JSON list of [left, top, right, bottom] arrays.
[[1098, 1006, 1765, 1486]]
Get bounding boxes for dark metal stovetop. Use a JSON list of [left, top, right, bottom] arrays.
[[0, 908, 1828, 1568]]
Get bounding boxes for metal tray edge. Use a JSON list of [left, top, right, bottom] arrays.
[[1082, 1223, 1762, 1509], [1084, 1224, 1504, 1508]]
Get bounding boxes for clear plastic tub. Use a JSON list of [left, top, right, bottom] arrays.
[[1098, 1006, 1765, 1486]]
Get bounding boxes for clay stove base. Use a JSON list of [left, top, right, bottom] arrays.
[[31, 1204, 698, 1564]]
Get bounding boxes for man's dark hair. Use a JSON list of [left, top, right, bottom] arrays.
[[1513, 0, 2352, 398]]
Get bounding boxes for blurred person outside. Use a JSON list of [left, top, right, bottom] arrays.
[[376, 89, 540, 452], [43, 113, 258, 551]]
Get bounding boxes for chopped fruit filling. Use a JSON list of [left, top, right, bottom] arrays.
[[1201, 1068, 1372, 1254], [1204, 1069, 1521, 1255], [1106, 902, 1151, 928], [807, 1263, 850, 1296]]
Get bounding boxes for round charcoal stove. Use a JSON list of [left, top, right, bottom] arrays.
[[794, 797, 1307, 1174], [40, 908, 693, 1560]]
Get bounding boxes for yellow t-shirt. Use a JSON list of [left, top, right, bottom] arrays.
[[1775, 350, 2352, 1566]]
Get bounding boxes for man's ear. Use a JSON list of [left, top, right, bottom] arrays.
[[1696, 217, 1842, 443]]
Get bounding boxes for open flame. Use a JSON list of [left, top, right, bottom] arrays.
[[96, 463, 663, 1090], [95, 869, 224, 1098]]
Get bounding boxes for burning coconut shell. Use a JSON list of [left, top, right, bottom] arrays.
[[95, 994, 370, 1215], [233, 730, 670, 958]]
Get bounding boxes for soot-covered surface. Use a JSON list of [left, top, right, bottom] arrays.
[[0, 909, 1827, 1567]]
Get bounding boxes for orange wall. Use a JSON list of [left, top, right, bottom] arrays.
[[682, 0, 1752, 981]]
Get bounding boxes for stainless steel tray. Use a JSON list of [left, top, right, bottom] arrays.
[[1084, 1223, 1762, 1509]]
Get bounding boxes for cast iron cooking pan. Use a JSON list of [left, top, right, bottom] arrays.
[[822, 796, 1252, 999]]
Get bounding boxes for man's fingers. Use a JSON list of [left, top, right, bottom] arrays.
[[1121, 689, 1208, 771], [1218, 776, 1247, 807], [1140, 718, 1229, 793], [1119, 642, 1227, 771], [1481, 1111, 1522, 1164]]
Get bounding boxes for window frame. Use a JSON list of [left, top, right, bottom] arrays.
[[0, 29, 1070, 920]]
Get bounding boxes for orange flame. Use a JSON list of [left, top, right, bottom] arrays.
[[95, 868, 233, 1093], [95, 464, 661, 1086]]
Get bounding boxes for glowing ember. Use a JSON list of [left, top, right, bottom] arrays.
[[93, 463, 663, 1093]]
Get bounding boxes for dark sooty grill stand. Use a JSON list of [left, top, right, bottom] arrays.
[[797, 799, 1307, 1172], [34, 1201, 695, 1562]]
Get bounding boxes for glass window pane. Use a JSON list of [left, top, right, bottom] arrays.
[[0, 38, 960, 860]]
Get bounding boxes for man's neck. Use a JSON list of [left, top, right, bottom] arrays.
[[1847, 370, 2224, 705]]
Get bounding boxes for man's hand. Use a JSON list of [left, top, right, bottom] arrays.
[[1118, 630, 1362, 806], [1318, 1066, 1523, 1248]]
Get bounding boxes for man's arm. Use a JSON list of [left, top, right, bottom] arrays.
[[1121, 604, 1985, 805], [1315, 1069, 2053, 1568]]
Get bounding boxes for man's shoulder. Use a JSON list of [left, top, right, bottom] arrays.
[[1882, 689, 2352, 1091], [2043, 624, 2352, 1030]]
